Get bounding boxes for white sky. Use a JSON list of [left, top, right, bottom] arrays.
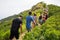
[[0, 0, 60, 20]]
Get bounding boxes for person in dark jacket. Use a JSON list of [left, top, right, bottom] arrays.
[[9, 15, 22, 40]]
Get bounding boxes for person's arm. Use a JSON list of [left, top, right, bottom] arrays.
[[20, 24, 22, 34], [19, 20, 23, 34], [31, 16, 36, 25]]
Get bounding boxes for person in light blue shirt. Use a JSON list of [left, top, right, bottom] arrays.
[[26, 12, 35, 32]]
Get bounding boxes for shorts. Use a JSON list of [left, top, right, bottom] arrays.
[[9, 31, 19, 39], [39, 19, 45, 25], [26, 27, 31, 32]]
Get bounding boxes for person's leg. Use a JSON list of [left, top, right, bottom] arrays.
[[27, 28, 29, 32], [32, 22, 35, 28], [15, 32, 19, 40], [28, 30, 29, 32], [16, 39, 18, 40], [9, 32, 14, 40], [27, 27, 31, 32]]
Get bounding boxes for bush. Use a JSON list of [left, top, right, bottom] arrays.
[[0, 30, 10, 40]]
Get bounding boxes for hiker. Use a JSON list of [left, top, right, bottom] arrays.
[[44, 9, 48, 20], [26, 12, 35, 32], [9, 15, 22, 40], [39, 9, 48, 25], [32, 13, 37, 28], [39, 13, 46, 25]]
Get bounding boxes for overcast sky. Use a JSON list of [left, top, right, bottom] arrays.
[[0, 0, 60, 20]]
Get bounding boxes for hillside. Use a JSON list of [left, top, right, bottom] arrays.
[[0, 2, 60, 40], [23, 4, 60, 40]]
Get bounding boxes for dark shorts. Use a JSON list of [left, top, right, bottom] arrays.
[[9, 31, 19, 39], [26, 27, 31, 32]]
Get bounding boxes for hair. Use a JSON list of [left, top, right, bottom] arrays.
[[19, 15, 22, 17], [29, 12, 32, 15], [34, 13, 36, 16]]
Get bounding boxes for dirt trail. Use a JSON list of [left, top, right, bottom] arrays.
[[19, 32, 26, 40]]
